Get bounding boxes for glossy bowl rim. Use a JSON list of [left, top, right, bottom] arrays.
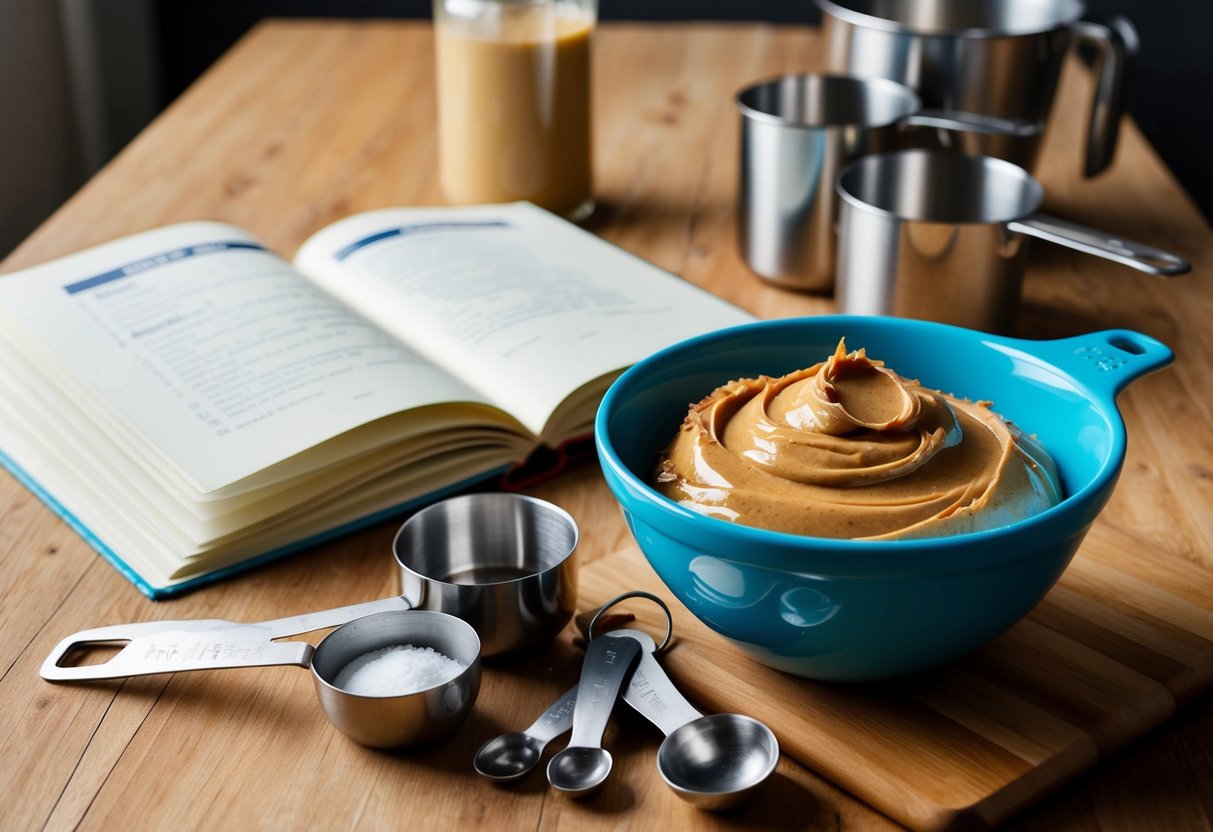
[[594, 315, 1143, 565]]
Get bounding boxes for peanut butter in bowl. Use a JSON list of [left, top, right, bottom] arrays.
[[654, 339, 1063, 540]]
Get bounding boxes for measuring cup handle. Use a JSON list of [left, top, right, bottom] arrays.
[[900, 109, 1041, 139], [1008, 214, 1190, 276], [259, 596, 413, 639], [1069, 15, 1139, 177], [41, 629, 314, 682]]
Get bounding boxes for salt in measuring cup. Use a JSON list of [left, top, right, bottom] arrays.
[[41, 492, 580, 743], [42, 606, 481, 749]]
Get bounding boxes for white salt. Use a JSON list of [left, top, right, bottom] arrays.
[[334, 644, 467, 696]]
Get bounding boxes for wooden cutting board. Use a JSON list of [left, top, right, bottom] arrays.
[[578, 525, 1213, 831]]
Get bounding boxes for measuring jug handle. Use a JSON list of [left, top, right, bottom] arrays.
[[1008, 213, 1190, 276], [1070, 14, 1139, 177]]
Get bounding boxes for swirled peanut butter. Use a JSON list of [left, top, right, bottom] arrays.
[[654, 340, 1062, 539]]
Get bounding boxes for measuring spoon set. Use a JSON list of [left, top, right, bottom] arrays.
[[474, 592, 780, 809], [40, 494, 578, 748], [39, 495, 777, 808]]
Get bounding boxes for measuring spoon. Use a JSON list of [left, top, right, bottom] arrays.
[[474, 684, 579, 781], [546, 633, 643, 796], [621, 644, 779, 810]]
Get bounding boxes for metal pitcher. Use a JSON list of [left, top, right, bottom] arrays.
[[816, 0, 1138, 176]]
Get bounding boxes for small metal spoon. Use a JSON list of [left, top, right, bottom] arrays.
[[546, 634, 643, 797], [473, 685, 579, 781]]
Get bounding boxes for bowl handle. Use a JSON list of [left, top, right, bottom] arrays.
[[1025, 329, 1174, 401]]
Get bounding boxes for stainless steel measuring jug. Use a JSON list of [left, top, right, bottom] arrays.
[[817, 0, 1138, 176], [834, 150, 1189, 331], [737, 73, 1034, 291], [42, 606, 482, 748]]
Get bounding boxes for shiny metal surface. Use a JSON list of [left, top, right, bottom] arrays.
[[834, 150, 1189, 331], [42, 604, 481, 750], [586, 590, 674, 652], [817, 0, 1137, 176], [473, 684, 579, 781], [394, 493, 579, 657], [40, 596, 414, 681], [656, 715, 781, 811], [736, 74, 1034, 292], [737, 74, 916, 291], [311, 610, 481, 749], [617, 632, 779, 811], [546, 634, 642, 796]]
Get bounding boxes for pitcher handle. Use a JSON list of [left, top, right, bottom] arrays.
[[1070, 15, 1139, 177]]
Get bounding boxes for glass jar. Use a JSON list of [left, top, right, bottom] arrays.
[[433, 0, 596, 220]]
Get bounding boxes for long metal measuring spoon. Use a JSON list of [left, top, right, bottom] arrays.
[[621, 645, 780, 810], [545, 633, 643, 797], [474, 685, 579, 781]]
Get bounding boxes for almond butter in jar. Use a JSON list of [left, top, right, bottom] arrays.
[[434, 0, 595, 220]]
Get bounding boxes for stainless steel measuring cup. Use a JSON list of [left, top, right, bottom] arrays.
[[737, 73, 1035, 291], [41, 605, 481, 749], [835, 149, 1190, 331], [817, 0, 1138, 176], [41, 493, 580, 743], [394, 493, 579, 657]]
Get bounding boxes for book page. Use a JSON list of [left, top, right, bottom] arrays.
[[0, 222, 493, 493], [294, 203, 753, 437]]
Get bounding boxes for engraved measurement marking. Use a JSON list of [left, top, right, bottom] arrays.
[[630, 668, 672, 713], [143, 640, 267, 663]]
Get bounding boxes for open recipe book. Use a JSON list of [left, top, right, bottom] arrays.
[[0, 202, 751, 597]]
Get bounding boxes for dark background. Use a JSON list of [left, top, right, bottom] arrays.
[[154, 0, 1211, 220]]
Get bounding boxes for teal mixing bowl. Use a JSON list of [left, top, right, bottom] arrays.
[[594, 316, 1172, 681]]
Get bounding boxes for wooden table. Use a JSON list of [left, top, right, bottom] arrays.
[[2, 20, 1210, 831]]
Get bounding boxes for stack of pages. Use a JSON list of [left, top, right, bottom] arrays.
[[0, 202, 751, 596]]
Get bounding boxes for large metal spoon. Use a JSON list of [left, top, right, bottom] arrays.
[[622, 645, 779, 810], [473, 685, 579, 781], [546, 633, 642, 797]]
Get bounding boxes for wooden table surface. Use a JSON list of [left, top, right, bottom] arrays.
[[2, 20, 1210, 831]]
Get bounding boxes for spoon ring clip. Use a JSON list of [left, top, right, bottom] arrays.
[[587, 590, 673, 653]]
